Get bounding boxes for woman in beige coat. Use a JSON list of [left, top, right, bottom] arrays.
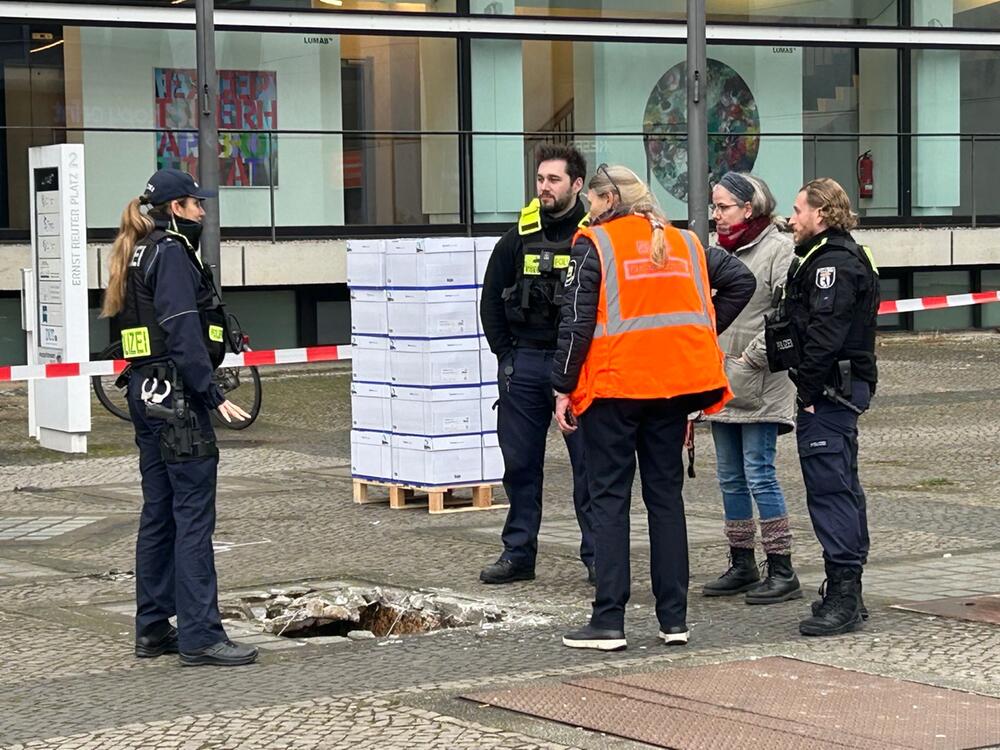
[[703, 172, 801, 604]]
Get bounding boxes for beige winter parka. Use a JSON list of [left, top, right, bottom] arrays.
[[706, 223, 797, 433]]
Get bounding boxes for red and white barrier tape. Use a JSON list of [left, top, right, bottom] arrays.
[[878, 290, 1000, 316], [0, 345, 348, 383], [2, 290, 999, 383]]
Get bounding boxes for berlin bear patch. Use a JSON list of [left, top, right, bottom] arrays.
[[815, 266, 836, 289]]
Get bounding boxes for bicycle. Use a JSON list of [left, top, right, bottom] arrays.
[[92, 316, 263, 430]]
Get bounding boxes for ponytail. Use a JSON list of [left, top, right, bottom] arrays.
[[649, 220, 668, 268], [101, 197, 153, 318], [588, 165, 671, 267], [634, 187, 669, 268]]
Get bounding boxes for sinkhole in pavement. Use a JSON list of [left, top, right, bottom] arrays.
[[219, 582, 508, 639]]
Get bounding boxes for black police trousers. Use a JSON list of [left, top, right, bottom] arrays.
[[497, 347, 594, 570], [128, 375, 226, 653], [579, 397, 689, 632], [796, 380, 873, 570]]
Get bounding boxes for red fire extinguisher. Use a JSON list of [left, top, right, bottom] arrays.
[[857, 150, 874, 199]]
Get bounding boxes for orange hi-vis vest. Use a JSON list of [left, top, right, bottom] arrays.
[[569, 215, 733, 417]]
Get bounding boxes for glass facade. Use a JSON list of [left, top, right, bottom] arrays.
[[1, 2, 999, 346], [471, 40, 898, 223], [0, 4, 994, 238], [910, 48, 1000, 220], [19, 0, 458, 12], [472, 0, 898, 25], [1, 25, 458, 230], [913, 0, 1000, 28]]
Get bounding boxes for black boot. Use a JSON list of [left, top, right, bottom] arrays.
[[811, 574, 869, 620], [745, 553, 802, 604], [799, 566, 862, 636], [702, 547, 759, 596], [479, 558, 535, 585]]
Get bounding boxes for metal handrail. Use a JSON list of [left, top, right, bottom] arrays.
[[3, 126, 994, 235]]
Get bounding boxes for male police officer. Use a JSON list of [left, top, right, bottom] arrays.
[[479, 144, 594, 585], [770, 177, 879, 637]]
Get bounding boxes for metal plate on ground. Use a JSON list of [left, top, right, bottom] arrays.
[[892, 593, 1000, 625], [463, 656, 1000, 749]]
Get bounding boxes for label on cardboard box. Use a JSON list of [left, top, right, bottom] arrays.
[[440, 367, 471, 383], [443, 416, 471, 431]]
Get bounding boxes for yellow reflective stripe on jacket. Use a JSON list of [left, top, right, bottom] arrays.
[[518, 198, 542, 236], [791, 237, 829, 277], [861, 245, 879, 274], [520, 200, 587, 236]]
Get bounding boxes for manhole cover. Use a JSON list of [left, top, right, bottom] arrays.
[[220, 582, 508, 639], [893, 593, 1000, 625], [465, 656, 1000, 749]]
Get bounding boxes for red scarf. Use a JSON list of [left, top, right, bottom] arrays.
[[717, 215, 771, 252]]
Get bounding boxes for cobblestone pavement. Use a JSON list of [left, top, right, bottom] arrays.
[[3, 335, 1000, 748]]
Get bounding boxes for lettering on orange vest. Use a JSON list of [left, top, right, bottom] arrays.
[[569, 215, 733, 417]]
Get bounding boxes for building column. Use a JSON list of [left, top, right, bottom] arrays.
[[911, 0, 960, 217], [858, 48, 898, 217], [471, 0, 524, 223]]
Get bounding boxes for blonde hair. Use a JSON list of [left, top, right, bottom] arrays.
[[588, 165, 672, 266], [100, 197, 154, 318], [801, 177, 857, 232]]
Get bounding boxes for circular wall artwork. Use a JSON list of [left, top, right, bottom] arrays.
[[643, 59, 761, 201]]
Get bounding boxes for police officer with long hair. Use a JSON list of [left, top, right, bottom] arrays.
[[101, 169, 257, 666], [771, 178, 880, 637], [552, 165, 755, 651]]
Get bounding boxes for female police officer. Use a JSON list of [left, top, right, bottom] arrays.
[[551, 165, 755, 651], [101, 168, 256, 666]]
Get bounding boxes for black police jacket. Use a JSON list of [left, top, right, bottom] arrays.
[[480, 197, 589, 360], [785, 228, 879, 407], [551, 224, 757, 395], [116, 219, 226, 409]]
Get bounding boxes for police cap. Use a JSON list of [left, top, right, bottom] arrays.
[[142, 168, 217, 206]]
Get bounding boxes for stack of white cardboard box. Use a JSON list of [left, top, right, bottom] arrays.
[[348, 236, 504, 488]]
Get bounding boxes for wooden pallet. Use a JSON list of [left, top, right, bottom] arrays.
[[352, 479, 505, 514]]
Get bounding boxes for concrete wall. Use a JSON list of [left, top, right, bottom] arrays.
[[0, 239, 348, 291], [4, 228, 1000, 292]]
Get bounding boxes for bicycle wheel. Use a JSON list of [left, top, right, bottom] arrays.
[[92, 343, 132, 422], [211, 365, 262, 430]]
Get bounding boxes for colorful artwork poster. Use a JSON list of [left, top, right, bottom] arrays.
[[154, 68, 278, 188], [643, 59, 759, 201]]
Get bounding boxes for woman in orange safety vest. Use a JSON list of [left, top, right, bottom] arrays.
[[551, 164, 756, 652]]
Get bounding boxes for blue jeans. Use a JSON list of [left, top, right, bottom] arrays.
[[711, 422, 787, 522]]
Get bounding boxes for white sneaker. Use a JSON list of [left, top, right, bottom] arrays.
[[562, 625, 627, 651], [658, 627, 689, 646]]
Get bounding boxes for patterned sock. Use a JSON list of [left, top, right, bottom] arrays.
[[760, 516, 792, 556], [724, 518, 757, 550]]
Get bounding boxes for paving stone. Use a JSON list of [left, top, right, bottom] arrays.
[[3, 337, 1000, 749]]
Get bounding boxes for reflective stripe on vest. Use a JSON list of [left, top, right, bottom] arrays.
[[589, 225, 714, 338], [792, 236, 879, 279], [790, 237, 828, 280]]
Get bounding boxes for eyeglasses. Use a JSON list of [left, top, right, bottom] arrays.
[[598, 163, 621, 197], [709, 203, 740, 216]]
